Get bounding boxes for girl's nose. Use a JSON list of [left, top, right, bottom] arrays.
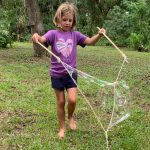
[[66, 21, 69, 24]]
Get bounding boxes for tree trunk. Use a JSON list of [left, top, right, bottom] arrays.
[[24, 0, 45, 57], [0, 0, 2, 6]]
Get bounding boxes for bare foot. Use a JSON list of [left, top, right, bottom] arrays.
[[58, 129, 65, 139], [69, 117, 76, 130]]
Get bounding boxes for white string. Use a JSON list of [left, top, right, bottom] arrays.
[[62, 62, 106, 132], [61, 61, 129, 150], [36, 32, 129, 149], [107, 59, 126, 132]]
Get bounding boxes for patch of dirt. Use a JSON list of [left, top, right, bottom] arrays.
[[0, 112, 9, 124], [130, 74, 150, 100], [140, 103, 150, 111], [0, 110, 37, 134]]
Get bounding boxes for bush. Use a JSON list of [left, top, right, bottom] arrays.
[[0, 9, 13, 48], [0, 29, 12, 48], [128, 33, 143, 50]]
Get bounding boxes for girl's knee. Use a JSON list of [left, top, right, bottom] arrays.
[[68, 98, 76, 105], [57, 100, 65, 107]]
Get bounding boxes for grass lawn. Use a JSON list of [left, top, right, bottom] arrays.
[[0, 42, 150, 150]]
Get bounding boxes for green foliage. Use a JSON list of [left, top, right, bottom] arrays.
[[1, 0, 29, 42], [128, 33, 143, 49], [36, 0, 150, 49], [104, 0, 150, 49], [0, 9, 12, 48], [2, 0, 150, 49], [104, 6, 129, 46], [0, 29, 12, 48]]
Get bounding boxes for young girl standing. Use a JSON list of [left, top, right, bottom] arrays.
[[32, 2, 106, 139]]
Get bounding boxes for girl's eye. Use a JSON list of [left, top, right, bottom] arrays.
[[62, 19, 72, 22]]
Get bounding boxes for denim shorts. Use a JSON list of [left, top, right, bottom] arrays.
[[51, 73, 77, 91]]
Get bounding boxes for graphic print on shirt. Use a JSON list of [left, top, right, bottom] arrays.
[[56, 38, 73, 58]]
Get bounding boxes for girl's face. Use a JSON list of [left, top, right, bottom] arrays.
[[60, 12, 73, 31]]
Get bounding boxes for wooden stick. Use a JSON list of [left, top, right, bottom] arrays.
[[97, 27, 128, 63], [37, 41, 61, 63]]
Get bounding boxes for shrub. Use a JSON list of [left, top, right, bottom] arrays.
[[128, 33, 143, 50], [0, 29, 12, 48], [0, 9, 13, 48]]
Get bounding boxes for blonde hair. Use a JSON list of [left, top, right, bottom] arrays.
[[53, 2, 77, 30]]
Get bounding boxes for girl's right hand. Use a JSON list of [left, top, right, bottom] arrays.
[[32, 33, 40, 43]]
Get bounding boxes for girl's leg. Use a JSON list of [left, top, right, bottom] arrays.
[[67, 87, 77, 130], [54, 89, 66, 138]]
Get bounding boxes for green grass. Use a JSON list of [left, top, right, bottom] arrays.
[[0, 42, 150, 150]]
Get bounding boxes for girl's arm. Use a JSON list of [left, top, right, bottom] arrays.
[[32, 33, 47, 43], [83, 28, 106, 45]]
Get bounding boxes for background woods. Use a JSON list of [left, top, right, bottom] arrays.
[[0, 0, 150, 54]]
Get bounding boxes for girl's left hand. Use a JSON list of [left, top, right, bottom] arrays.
[[98, 27, 106, 35]]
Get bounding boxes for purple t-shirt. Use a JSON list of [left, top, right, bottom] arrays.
[[44, 30, 87, 77]]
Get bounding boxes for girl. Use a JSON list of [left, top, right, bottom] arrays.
[[32, 2, 106, 139]]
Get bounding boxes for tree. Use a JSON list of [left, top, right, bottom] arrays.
[[24, 0, 45, 57], [77, 0, 122, 36], [104, 0, 150, 49]]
